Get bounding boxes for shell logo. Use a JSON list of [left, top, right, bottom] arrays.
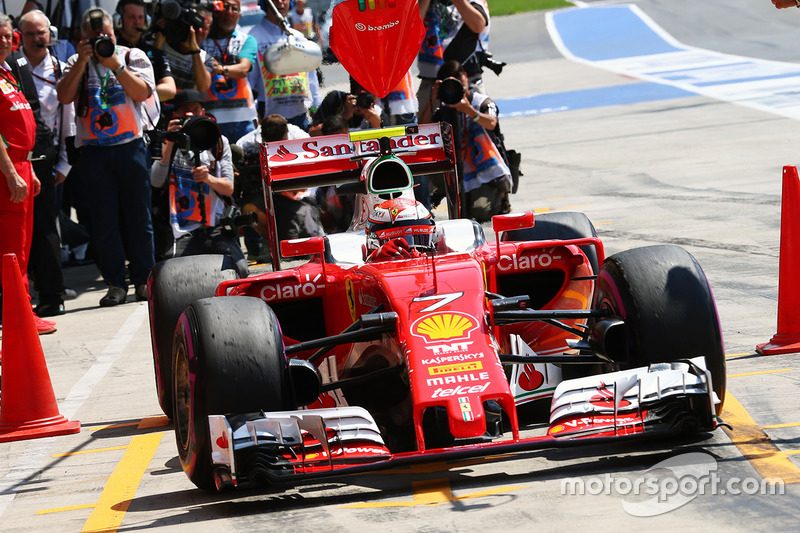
[[549, 425, 565, 434], [412, 312, 478, 342]]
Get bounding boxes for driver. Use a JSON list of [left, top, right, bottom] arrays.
[[366, 198, 436, 261]]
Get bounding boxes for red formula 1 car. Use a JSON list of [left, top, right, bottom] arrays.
[[147, 123, 726, 492]]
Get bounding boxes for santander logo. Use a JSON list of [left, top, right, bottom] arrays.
[[269, 145, 297, 163]]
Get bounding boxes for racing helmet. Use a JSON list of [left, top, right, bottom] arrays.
[[366, 198, 436, 253]]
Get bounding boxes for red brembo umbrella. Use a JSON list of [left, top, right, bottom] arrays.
[[330, 0, 426, 98]]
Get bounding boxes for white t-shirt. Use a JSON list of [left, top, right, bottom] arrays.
[[247, 18, 321, 120]]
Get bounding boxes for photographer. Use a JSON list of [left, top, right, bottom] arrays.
[[200, 0, 258, 143], [417, 0, 499, 121], [56, 7, 156, 307], [115, 0, 176, 103], [152, 0, 213, 93], [308, 89, 381, 136], [236, 114, 322, 248], [420, 59, 511, 222], [248, 0, 321, 130], [150, 89, 248, 277]]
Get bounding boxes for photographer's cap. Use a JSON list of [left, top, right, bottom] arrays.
[[172, 89, 206, 110]]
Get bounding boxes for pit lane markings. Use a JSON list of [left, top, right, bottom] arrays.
[[0, 306, 149, 520], [722, 392, 800, 484], [35, 415, 169, 528], [341, 458, 526, 508], [763, 422, 800, 429], [727, 369, 792, 378], [726, 352, 751, 359], [548, 4, 800, 120]]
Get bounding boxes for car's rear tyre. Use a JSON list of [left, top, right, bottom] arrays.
[[503, 211, 600, 274], [593, 245, 726, 413], [148, 254, 239, 419], [173, 296, 289, 491]]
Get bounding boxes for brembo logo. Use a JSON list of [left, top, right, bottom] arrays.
[[355, 20, 399, 31]]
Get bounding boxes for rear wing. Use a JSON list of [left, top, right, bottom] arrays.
[[258, 122, 460, 271]]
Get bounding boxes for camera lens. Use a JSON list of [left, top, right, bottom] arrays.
[[92, 35, 115, 58], [439, 77, 465, 106]]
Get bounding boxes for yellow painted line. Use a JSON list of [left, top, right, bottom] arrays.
[[413, 479, 453, 506], [341, 479, 526, 509], [534, 208, 551, 213], [54, 446, 128, 458], [722, 392, 800, 484], [783, 450, 800, 456], [763, 422, 800, 429], [595, 221, 613, 226], [726, 352, 752, 359], [82, 432, 165, 532], [453, 485, 527, 501], [728, 369, 792, 378], [37, 503, 96, 515]]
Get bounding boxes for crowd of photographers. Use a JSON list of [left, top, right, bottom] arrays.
[[0, 0, 519, 321]]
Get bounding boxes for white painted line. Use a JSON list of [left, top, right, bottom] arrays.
[[0, 304, 149, 519], [548, 4, 800, 120]]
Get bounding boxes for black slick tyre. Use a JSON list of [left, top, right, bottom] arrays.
[[593, 245, 726, 413], [172, 296, 289, 491], [148, 254, 238, 419]]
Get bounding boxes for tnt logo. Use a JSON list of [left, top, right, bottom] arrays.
[[425, 342, 473, 355]]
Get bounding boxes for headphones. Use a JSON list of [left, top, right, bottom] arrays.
[[113, 0, 151, 32]]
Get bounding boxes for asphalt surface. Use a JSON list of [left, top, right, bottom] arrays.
[[1, 1, 800, 531]]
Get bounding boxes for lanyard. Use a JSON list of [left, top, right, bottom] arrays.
[[212, 36, 232, 65], [0, 66, 21, 92], [91, 60, 112, 109]]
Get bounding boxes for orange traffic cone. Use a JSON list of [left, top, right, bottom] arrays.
[[757, 166, 800, 355], [0, 253, 80, 442]]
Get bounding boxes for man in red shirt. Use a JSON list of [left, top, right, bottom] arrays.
[[0, 13, 55, 334]]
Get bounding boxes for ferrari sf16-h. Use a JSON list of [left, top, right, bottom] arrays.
[[147, 123, 726, 492]]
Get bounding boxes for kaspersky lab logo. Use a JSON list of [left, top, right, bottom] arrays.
[[355, 20, 399, 32]]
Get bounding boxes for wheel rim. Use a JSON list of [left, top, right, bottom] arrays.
[[174, 339, 191, 453]]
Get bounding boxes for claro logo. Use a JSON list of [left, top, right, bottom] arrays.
[[355, 20, 399, 31]]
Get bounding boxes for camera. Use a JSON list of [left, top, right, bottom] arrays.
[[87, 9, 115, 58], [215, 54, 238, 92], [146, 128, 167, 160], [438, 77, 465, 106], [154, 0, 207, 46], [165, 115, 221, 153], [477, 50, 506, 77], [215, 77, 234, 92], [219, 204, 257, 235]]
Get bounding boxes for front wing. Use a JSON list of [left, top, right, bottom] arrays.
[[208, 357, 720, 488]]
